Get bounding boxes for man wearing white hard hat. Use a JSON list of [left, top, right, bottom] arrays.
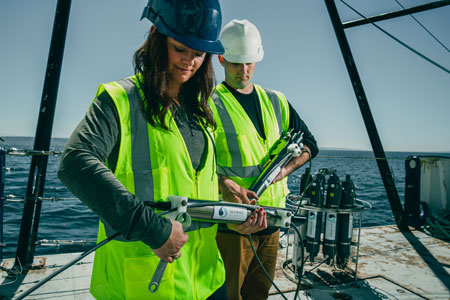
[[209, 19, 319, 299]]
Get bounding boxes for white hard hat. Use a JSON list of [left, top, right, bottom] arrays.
[[219, 19, 264, 63]]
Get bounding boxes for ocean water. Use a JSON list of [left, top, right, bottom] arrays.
[[1, 136, 448, 259]]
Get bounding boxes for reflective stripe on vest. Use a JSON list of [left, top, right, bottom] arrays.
[[91, 76, 224, 300], [102, 78, 153, 241], [210, 92, 263, 178], [121, 78, 154, 202], [265, 88, 283, 136], [103, 78, 214, 239], [210, 83, 290, 207]]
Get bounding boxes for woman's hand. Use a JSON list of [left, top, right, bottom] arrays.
[[152, 219, 188, 263], [227, 207, 267, 235]]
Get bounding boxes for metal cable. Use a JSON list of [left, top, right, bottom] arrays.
[[3, 194, 79, 202], [423, 209, 450, 240], [340, 0, 450, 74], [394, 0, 450, 53], [289, 225, 306, 300], [6, 148, 61, 156], [248, 234, 289, 300], [35, 239, 93, 247], [14, 232, 121, 300]]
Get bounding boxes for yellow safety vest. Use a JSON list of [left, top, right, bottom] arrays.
[[90, 76, 224, 300], [209, 83, 290, 208]]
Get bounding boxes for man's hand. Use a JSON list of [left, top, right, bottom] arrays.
[[273, 146, 311, 183], [227, 207, 267, 235], [152, 219, 188, 263], [219, 175, 258, 204], [273, 167, 288, 184]]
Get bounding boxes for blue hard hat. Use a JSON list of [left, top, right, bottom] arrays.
[[141, 0, 224, 54]]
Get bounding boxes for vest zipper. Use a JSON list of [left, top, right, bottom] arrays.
[[194, 171, 200, 198]]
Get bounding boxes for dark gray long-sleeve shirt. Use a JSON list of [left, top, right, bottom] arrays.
[[58, 92, 207, 249]]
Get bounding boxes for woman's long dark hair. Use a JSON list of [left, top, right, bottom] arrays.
[[134, 29, 216, 130]]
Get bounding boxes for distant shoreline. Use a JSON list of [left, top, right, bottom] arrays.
[[1, 136, 449, 154]]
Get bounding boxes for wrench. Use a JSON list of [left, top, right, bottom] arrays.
[[148, 212, 191, 293]]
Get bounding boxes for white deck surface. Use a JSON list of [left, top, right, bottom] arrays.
[[1, 252, 94, 299], [1, 225, 449, 299], [269, 225, 450, 300]]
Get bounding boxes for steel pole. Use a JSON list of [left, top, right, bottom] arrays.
[[0, 149, 5, 261], [343, 0, 450, 29], [323, 0, 408, 231], [14, 0, 72, 268]]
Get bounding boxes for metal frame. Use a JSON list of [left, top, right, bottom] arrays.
[[324, 0, 450, 231], [343, 0, 450, 29], [14, 0, 72, 269], [0, 149, 5, 261], [322, 0, 450, 231], [298, 199, 370, 282]]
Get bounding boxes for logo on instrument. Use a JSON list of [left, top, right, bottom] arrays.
[[327, 214, 336, 223], [219, 207, 228, 218]]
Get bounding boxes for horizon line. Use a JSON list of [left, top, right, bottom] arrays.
[[1, 135, 449, 154]]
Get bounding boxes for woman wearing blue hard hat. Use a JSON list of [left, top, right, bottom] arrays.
[[58, 0, 267, 299]]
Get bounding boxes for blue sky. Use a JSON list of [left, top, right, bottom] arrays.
[[1, 0, 449, 152]]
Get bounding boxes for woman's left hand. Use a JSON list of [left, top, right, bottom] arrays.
[[226, 207, 267, 235]]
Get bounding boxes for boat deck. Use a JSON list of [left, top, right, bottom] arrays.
[[1, 225, 449, 299], [269, 225, 450, 300]]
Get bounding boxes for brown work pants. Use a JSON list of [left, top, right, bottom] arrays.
[[216, 230, 280, 300]]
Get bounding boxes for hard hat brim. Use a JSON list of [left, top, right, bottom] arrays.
[[156, 23, 224, 54], [222, 51, 264, 64], [173, 34, 225, 55]]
